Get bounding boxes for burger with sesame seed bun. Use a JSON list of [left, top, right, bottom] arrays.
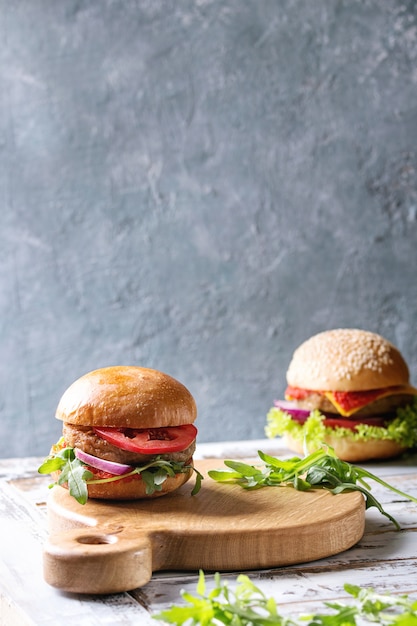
[[266, 329, 417, 462]]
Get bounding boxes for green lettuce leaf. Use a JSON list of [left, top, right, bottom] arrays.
[[265, 398, 417, 449]]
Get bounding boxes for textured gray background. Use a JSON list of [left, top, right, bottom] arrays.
[[1, 1, 417, 458]]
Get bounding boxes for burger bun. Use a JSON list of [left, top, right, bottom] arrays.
[[56, 365, 197, 429], [51, 463, 194, 501], [286, 328, 410, 392]]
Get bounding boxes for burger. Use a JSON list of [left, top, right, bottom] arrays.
[[266, 329, 417, 462], [38, 366, 201, 503]]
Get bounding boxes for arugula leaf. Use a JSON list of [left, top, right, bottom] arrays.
[[37, 455, 65, 474], [191, 470, 203, 497], [38, 442, 203, 504], [38, 446, 93, 505], [57, 457, 93, 505], [153, 571, 417, 625], [208, 445, 417, 529]]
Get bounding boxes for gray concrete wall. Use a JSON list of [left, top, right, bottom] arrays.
[[1, 1, 417, 458]]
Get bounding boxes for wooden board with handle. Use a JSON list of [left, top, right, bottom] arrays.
[[44, 458, 365, 594]]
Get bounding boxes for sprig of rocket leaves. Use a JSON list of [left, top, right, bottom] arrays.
[[153, 570, 417, 625], [208, 446, 417, 529], [38, 442, 203, 504]]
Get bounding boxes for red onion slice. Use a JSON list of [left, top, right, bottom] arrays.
[[75, 448, 133, 475], [273, 400, 312, 420], [273, 400, 388, 429]]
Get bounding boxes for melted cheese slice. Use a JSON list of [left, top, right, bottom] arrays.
[[323, 385, 417, 417]]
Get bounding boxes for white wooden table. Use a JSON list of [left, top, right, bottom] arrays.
[[1, 439, 417, 625]]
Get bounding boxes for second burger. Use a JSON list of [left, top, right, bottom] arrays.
[[266, 329, 417, 462]]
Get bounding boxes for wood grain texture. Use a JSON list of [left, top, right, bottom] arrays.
[[1, 441, 417, 625], [44, 458, 365, 594]]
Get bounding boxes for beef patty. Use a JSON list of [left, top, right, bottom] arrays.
[[63, 422, 196, 465]]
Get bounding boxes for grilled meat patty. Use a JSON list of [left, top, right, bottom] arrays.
[[63, 422, 196, 465]]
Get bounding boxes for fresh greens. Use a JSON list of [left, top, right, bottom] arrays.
[[208, 446, 417, 529], [153, 570, 417, 625], [38, 445, 93, 505], [265, 398, 417, 450], [38, 440, 203, 504]]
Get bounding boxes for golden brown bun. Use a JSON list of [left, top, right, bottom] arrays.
[[286, 329, 410, 392], [51, 464, 194, 500], [283, 433, 405, 463], [56, 366, 197, 428]]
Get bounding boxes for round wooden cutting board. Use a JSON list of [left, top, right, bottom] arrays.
[[44, 458, 365, 594]]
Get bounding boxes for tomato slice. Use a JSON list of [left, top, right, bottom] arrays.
[[285, 386, 314, 400], [286, 385, 409, 417], [93, 424, 197, 454], [322, 416, 387, 430], [289, 412, 387, 430]]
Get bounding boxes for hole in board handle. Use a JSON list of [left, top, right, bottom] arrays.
[[77, 534, 118, 545]]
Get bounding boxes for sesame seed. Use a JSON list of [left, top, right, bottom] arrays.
[[288, 328, 395, 384]]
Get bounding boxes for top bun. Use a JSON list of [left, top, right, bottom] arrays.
[[56, 366, 197, 429], [286, 329, 410, 392]]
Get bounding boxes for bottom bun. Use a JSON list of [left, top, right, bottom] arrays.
[[283, 434, 406, 463], [52, 463, 194, 501]]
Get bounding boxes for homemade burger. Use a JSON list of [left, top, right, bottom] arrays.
[[38, 366, 201, 503], [266, 329, 417, 462]]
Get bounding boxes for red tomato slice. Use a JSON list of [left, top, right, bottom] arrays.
[[327, 389, 391, 414], [286, 386, 399, 416], [285, 386, 314, 400], [93, 424, 197, 454], [289, 412, 387, 430], [86, 466, 140, 483], [322, 416, 387, 430]]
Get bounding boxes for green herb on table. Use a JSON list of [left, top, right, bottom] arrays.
[[153, 570, 417, 625], [208, 446, 417, 529]]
